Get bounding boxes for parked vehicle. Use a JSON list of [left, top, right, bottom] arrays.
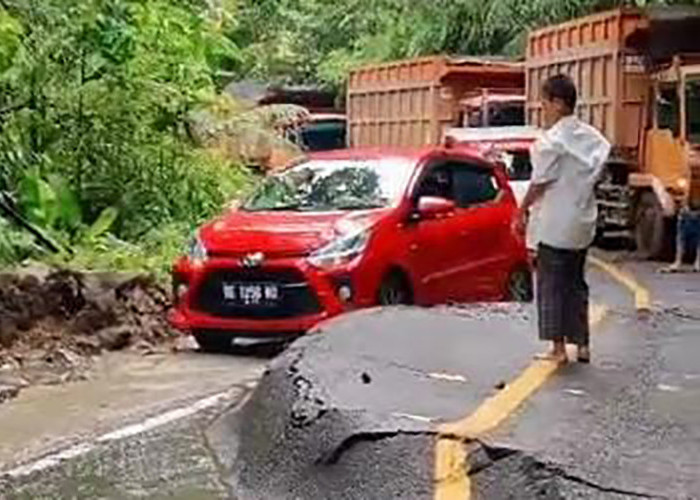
[[347, 56, 525, 148], [170, 147, 531, 350], [285, 113, 347, 152], [444, 126, 539, 205], [460, 89, 525, 128], [526, 7, 700, 257]]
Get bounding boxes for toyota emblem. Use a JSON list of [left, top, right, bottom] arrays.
[[241, 252, 265, 268]]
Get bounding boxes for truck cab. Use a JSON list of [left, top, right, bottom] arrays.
[[648, 60, 700, 205], [459, 89, 525, 129]]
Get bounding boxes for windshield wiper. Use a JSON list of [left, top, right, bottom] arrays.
[[335, 202, 386, 210], [243, 203, 301, 212]]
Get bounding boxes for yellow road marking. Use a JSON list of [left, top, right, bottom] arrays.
[[434, 439, 469, 498], [434, 304, 608, 500], [589, 256, 651, 313]]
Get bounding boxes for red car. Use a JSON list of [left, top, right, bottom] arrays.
[[170, 146, 531, 351]]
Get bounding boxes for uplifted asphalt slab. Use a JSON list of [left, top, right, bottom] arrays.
[[207, 303, 638, 500]]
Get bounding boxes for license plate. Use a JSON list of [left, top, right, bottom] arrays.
[[222, 283, 279, 305]]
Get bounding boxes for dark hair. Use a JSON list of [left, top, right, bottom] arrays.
[[542, 74, 577, 112]]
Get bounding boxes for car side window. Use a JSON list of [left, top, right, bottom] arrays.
[[451, 163, 500, 208], [416, 165, 454, 200], [502, 151, 532, 181]]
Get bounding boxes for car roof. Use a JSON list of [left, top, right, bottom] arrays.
[[307, 145, 491, 165]]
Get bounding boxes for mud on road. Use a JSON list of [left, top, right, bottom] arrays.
[[0, 267, 175, 402]]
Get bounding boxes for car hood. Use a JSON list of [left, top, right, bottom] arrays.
[[199, 208, 391, 259]]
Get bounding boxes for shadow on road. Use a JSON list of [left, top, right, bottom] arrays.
[[227, 342, 288, 359]]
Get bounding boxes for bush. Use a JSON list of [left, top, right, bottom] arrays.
[[0, 0, 247, 242], [0, 218, 45, 267], [47, 223, 194, 283]]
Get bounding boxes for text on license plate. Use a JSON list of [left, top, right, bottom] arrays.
[[222, 283, 279, 305]]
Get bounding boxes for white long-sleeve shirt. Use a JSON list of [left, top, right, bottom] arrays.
[[528, 115, 611, 250]]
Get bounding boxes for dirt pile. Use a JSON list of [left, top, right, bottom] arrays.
[[0, 268, 175, 400]]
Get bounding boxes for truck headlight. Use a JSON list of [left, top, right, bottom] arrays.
[[308, 229, 370, 269], [188, 234, 208, 264]]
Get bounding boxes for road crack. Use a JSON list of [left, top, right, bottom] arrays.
[[468, 441, 668, 499], [317, 429, 442, 465]]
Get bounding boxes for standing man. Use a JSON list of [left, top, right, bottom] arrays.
[[515, 75, 611, 364]]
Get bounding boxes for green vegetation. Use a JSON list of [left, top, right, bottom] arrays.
[[228, 0, 700, 86], [1, 0, 700, 277], [0, 0, 251, 277]]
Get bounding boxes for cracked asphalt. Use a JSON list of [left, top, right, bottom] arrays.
[[1, 258, 698, 499]]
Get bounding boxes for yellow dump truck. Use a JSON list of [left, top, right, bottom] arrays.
[[526, 7, 700, 257]]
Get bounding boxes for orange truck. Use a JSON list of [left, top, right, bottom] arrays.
[[346, 56, 525, 148], [526, 7, 700, 257]]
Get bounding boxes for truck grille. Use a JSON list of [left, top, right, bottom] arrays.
[[192, 269, 322, 319]]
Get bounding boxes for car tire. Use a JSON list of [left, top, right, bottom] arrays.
[[378, 272, 413, 306], [193, 330, 233, 353], [506, 268, 534, 303]]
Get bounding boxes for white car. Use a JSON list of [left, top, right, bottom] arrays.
[[444, 126, 541, 206]]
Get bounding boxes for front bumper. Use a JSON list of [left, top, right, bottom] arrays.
[[169, 256, 363, 337]]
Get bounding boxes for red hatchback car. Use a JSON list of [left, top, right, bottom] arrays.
[[170, 146, 531, 351]]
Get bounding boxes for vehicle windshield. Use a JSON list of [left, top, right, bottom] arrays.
[[301, 121, 347, 151], [243, 158, 415, 212], [686, 77, 700, 144]]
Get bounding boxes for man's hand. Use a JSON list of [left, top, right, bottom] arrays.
[[517, 183, 549, 233], [513, 209, 528, 236]]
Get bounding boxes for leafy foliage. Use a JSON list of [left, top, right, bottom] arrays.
[[3, 0, 700, 276], [0, 217, 43, 267], [227, 0, 700, 85], [0, 0, 249, 241]]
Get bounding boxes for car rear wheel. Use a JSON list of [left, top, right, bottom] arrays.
[[506, 268, 534, 303], [193, 330, 233, 353], [378, 273, 413, 306]]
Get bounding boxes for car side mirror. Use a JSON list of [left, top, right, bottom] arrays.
[[416, 196, 456, 220]]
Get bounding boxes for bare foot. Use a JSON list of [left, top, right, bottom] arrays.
[[577, 346, 591, 364], [535, 351, 568, 364], [660, 263, 682, 274]]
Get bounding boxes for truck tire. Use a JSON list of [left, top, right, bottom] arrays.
[[634, 192, 673, 260]]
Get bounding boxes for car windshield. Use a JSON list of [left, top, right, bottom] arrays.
[[243, 158, 414, 212]]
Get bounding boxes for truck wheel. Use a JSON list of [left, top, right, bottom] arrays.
[[193, 330, 233, 353], [634, 192, 672, 260]]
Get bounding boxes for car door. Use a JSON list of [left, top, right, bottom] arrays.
[[406, 161, 471, 305], [448, 159, 513, 301]]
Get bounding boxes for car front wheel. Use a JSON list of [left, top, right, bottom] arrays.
[[378, 273, 413, 306]]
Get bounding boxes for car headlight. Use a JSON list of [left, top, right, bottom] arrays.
[[188, 234, 208, 264], [308, 229, 370, 269]]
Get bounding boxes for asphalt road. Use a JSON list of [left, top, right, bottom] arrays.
[[1, 257, 698, 499], [0, 350, 266, 499]]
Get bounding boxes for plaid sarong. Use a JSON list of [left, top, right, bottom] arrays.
[[536, 243, 589, 346]]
